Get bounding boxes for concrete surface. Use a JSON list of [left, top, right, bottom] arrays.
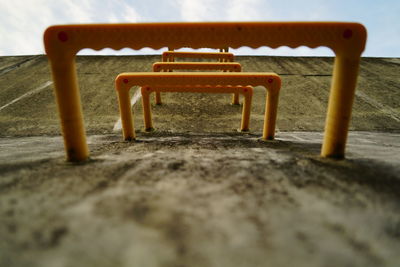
[[1, 131, 400, 267], [0, 55, 399, 136], [0, 55, 400, 267]]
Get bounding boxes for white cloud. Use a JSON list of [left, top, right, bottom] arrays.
[[174, 0, 266, 22], [175, 0, 221, 21], [226, 0, 264, 21], [122, 5, 141, 22], [0, 0, 399, 56], [0, 0, 142, 55]]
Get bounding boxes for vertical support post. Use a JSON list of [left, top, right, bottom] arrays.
[[116, 83, 135, 140], [50, 58, 89, 161], [262, 79, 280, 140], [230, 58, 239, 105], [321, 55, 361, 158], [240, 89, 252, 131], [156, 49, 175, 104], [229, 54, 239, 104], [141, 88, 154, 131], [155, 91, 162, 105], [231, 92, 240, 105]]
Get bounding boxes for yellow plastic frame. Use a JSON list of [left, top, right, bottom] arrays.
[[152, 62, 242, 104], [43, 22, 367, 161], [115, 72, 280, 141], [141, 85, 253, 132], [162, 51, 234, 62]]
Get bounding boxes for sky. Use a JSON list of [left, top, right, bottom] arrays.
[[0, 0, 399, 57]]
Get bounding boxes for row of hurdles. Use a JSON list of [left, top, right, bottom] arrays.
[[44, 22, 367, 161], [115, 49, 281, 141]]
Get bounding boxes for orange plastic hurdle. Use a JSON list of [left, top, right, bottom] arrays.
[[168, 48, 229, 53], [153, 62, 241, 72], [115, 72, 281, 141], [141, 85, 253, 132], [44, 22, 367, 161], [152, 62, 242, 105], [218, 48, 230, 62], [162, 51, 234, 63]]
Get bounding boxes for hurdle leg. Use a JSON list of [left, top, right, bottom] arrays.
[[240, 90, 252, 131], [232, 93, 240, 105], [321, 56, 361, 158], [155, 92, 162, 105], [141, 88, 154, 131], [50, 59, 89, 161], [262, 88, 280, 140], [116, 86, 135, 140]]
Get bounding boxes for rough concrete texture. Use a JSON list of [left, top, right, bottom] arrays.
[[0, 55, 399, 136], [0, 55, 400, 267]]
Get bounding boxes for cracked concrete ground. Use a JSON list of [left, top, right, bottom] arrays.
[[0, 55, 400, 267]]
